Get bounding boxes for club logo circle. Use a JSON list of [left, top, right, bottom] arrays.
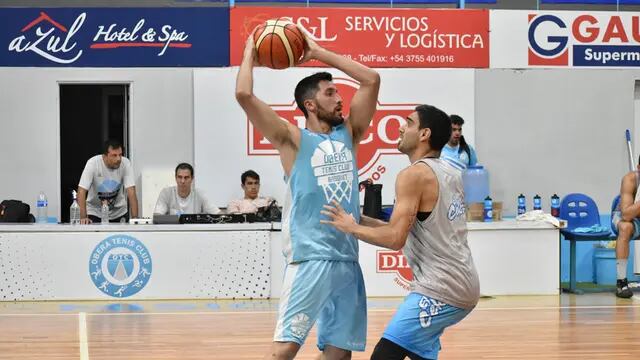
[[89, 234, 152, 298]]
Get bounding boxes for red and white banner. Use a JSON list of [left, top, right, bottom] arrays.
[[359, 243, 412, 296], [230, 7, 489, 68], [193, 68, 475, 207], [376, 249, 413, 292], [491, 10, 640, 68]]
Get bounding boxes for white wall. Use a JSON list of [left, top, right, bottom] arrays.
[[0, 68, 193, 219], [2, 66, 640, 220], [475, 69, 638, 215]]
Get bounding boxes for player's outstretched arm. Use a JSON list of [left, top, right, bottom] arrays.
[[300, 32, 380, 144], [360, 215, 388, 228], [321, 167, 423, 250], [235, 34, 300, 153]]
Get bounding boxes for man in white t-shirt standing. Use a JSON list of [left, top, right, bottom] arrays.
[[78, 139, 139, 224], [154, 163, 220, 215]]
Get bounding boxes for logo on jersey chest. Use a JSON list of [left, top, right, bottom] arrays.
[[312, 139, 354, 203]]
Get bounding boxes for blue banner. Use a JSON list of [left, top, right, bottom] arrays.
[[233, 0, 494, 2], [574, 45, 640, 66], [541, 0, 640, 4], [0, 8, 229, 67]]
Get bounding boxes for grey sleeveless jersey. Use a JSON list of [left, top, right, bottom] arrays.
[[404, 158, 480, 310]]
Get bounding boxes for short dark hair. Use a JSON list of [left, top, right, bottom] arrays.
[[241, 170, 260, 185], [294, 72, 333, 118], [450, 114, 465, 126], [103, 139, 123, 154], [415, 105, 452, 152], [175, 163, 194, 177]]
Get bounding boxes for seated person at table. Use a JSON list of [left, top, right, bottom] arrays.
[[154, 163, 220, 215], [226, 170, 274, 214]]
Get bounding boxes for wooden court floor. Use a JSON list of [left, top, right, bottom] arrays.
[[0, 293, 639, 359]]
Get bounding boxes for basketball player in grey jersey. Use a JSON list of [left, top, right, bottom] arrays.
[[322, 105, 479, 360]]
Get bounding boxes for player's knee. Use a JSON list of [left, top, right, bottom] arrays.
[[322, 345, 352, 360], [268, 350, 294, 360], [269, 342, 299, 360], [617, 221, 634, 240], [331, 352, 351, 360]]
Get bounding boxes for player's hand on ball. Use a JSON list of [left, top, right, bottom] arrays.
[[321, 200, 357, 234], [299, 29, 322, 64], [243, 32, 260, 66]]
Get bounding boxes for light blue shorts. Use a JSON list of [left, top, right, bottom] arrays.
[[612, 211, 640, 239], [273, 260, 366, 352], [382, 293, 472, 359]]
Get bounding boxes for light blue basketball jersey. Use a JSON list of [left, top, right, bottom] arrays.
[[440, 143, 478, 169], [281, 124, 360, 263]]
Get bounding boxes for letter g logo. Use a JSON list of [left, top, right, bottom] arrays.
[[528, 15, 568, 57]]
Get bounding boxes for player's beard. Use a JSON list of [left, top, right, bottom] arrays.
[[397, 134, 414, 155], [317, 105, 343, 127]]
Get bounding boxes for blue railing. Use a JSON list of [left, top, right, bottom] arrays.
[[231, 0, 495, 2], [541, 0, 640, 4], [183, 0, 497, 7]]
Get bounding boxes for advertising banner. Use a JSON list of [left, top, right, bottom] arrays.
[[492, 10, 640, 68], [0, 8, 229, 67], [231, 7, 489, 68]]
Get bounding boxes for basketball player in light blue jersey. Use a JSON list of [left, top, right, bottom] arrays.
[[235, 29, 380, 359], [323, 105, 480, 360]]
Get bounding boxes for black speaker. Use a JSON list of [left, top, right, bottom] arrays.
[[363, 183, 383, 219]]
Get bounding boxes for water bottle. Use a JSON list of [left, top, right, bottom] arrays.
[[70, 190, 80, 225], [533, 194, 542, 211], [517, 194, 526, 215], [36, 191, 48, 224], [483, 196, 493, 222], [462, 165, 490, 204], [551, 194, 560, 217], [101, 200, 109, 224]]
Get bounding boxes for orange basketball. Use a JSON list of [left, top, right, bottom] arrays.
[[253, 19, 305, 70]]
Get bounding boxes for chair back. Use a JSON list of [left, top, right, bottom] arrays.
[[559, 193, 601, 231], [610, 194, 621, 235], [611, 195, 621, 213]]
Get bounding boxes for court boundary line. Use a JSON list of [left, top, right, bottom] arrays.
[[0, 302, 639, 317], [79, 312, 89, 360]]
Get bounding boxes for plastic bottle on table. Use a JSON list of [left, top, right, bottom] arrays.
[[36, 191, 48, 223], [101, 200, 109, 225], [550, 194, 560, 217], [533, 194, 542, 211], [517, 194, 526, 215], [70, 190, 80, 225], [483, 196, 493, 222]]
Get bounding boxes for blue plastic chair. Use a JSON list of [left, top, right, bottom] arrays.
[[611, 195, 621, 235], [560, 193, 613, 294]]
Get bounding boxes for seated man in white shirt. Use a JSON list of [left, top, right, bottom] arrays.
[[226, 170, 274, 214], [154, 163, 220, 215]]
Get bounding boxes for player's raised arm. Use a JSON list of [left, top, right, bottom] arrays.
[[235, 34, 300, 153], [299, 32, 380, 144]]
